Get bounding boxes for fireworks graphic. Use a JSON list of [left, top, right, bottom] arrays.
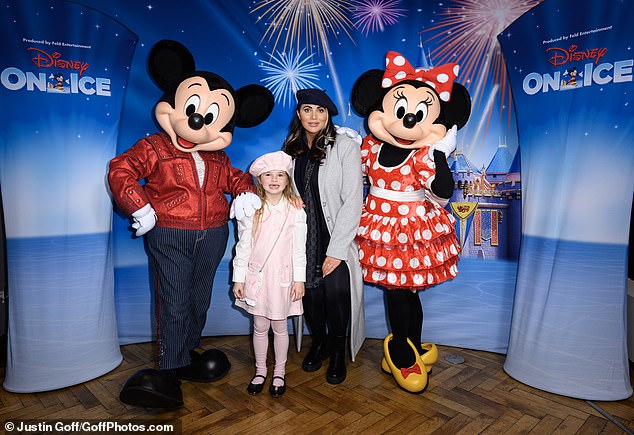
[[422, 0, 542, 150], [251, 0, 357, 120], [252, 0, 355, 57], [351, 0, 406, 36], [259, 49, 321, 108]]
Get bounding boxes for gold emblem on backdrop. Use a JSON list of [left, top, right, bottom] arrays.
[[451, 202, 478, 248]]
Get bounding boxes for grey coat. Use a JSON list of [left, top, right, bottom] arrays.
[[291, 132, 366, 360]]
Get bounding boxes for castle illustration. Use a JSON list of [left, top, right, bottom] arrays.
[[449, 141, 521, 260], [417, 37, 522, 261]]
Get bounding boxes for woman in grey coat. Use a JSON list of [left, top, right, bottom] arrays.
[[283, 88, 365, 384]]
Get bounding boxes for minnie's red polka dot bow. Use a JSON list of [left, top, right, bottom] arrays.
[[382, 51, 459, 102]]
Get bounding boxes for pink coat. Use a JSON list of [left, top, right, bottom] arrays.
[[233, 199, 307, 320]]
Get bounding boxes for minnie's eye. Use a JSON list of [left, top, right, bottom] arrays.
[[184, 95, 200, 117], [204, 103, 219, 125], [394, 98, 407, 119], [414, 102, 428, 123]]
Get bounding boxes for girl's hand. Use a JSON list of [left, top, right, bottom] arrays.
[[291, 282, 305, 301], [322, 256, 342, 277], [233, 282, 245, 300]]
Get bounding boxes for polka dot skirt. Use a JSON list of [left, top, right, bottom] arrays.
[[356, 136, 460, 290]]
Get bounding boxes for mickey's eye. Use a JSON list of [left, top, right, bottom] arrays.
[[394, 97, 407, 119], [184, 95, 200, 117], [204, 103, 219, 125], [414, 102, 428, 123]]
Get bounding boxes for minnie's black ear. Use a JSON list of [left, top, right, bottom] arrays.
[[234, 84, 275, 128], [351, 69, 385, 116], [440, 83, 471, 130], [148, 40, 196, 91]]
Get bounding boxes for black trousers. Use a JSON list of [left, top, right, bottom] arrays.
[[303, 261, 351, 341]]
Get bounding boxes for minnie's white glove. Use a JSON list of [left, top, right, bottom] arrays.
[[131, 203, 157, 237], [230, 192, 262, 221], [427, 125, 458, 159], [335, 125, 362, 146]]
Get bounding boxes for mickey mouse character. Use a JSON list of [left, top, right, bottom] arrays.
[[351, 51, 470, 393], [108, 40, 274, 408]]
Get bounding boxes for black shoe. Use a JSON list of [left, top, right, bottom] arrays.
[[189, 349, 201, 360], [171, 349, 231, 383], [269, 376, 286, 398], [302, 341, 329, 372], [247, 375, 266, 395], [326, 336, 347, 384], [119, 369, 183, 408]]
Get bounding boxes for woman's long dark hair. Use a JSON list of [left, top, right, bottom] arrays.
[[282, 105, 337, 163]]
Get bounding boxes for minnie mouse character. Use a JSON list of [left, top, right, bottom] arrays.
[[108, 40, 274, 408], [351, 51, 470, 393]]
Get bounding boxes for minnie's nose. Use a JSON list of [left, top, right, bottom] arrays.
[[403, 113, 417, 129]]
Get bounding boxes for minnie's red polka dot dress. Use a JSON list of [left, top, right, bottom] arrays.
[[356, 135, 460, 290]]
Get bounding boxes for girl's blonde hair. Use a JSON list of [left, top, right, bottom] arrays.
[[252, 172, 298, 237]]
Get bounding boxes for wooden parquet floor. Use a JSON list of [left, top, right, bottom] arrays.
[[1, 336, 633, 434]]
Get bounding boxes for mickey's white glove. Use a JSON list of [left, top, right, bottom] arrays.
[[335, 125, 362, 146], [230, 192, 262, 221], [131, 203, 157, 237], [427, 125, 458, 159]]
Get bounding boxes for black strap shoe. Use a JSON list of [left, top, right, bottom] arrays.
[[269, 376, 286, 398], [247, 375, 266, 395]]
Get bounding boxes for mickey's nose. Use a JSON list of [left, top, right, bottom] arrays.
[[188, 113, 204, 130], [403, 113, 417, 129]]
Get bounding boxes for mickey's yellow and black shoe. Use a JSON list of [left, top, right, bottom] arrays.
[[383, 334, 428, 394], [381, 334, 438, 374]]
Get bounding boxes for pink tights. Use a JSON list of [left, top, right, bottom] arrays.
[[252, 315, 288, 387]]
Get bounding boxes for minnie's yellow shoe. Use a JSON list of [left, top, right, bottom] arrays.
[[381, 334, 438, 374], [383, 334, 428, 394], [420, 342, 439, 368]]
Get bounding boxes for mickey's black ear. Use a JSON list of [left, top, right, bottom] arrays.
[[441, 83, 471, 130], [235, 84, 275, 128], [148, 40, 196, 91], [351, 69, 385, 116]]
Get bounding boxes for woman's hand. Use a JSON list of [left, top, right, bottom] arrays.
[[322, 256, 342, 277], [290, 196, 304, 209], [291, 282, 305, 301], [232, 282, 245, 300]]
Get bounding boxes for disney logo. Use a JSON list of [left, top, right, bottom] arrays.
[[28, 47, 89, 76], [546, 45, 608, 67]]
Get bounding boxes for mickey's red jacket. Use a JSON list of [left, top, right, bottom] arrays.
[[108, 132, 255, 230]]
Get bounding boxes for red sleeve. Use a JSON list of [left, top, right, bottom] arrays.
[[412, 147, 437, 191], [360, 135, 375, 175], [224, 155, 256, 197], [107, 137, 158, 216]]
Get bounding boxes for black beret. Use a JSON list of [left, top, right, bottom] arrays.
[[296, 88, 338, 116]]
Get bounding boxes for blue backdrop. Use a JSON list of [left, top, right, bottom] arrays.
[[0, 0, 137, 392], [499, 0, 633, 400], [85, 0, 526, 354], [0, 0, 630, 400]]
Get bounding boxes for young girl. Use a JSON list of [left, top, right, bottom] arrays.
[[232, 151, 307, 398]]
